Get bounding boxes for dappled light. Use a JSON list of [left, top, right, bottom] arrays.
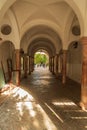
[[0, 86, 58, 130], [0, 68, 87, 130]]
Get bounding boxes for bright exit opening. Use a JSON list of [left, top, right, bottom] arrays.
[[34, 50, 49, 70]]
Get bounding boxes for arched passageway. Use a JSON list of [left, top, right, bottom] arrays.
[[19, 65, 84, 130], [1, 0, 87, 129]]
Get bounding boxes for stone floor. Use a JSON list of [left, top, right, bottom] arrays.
[[0, 67, 87, 130]]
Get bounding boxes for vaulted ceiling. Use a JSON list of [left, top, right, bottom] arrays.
[[0, 0, 83, 56]]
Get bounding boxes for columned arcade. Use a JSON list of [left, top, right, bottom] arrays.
[[0, 0, 87, 129]]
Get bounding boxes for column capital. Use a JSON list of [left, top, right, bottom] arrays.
[[15, 49, 20, 52], [24, 53, 27, 56], [80, 37, 87, 45], [14, 49, 20, 57]]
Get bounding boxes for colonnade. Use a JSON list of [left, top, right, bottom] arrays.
[[14, 38, 87, 110], [49, 37, 87, 110], [49, 50, 67, 84], [12, 50, 34, 86]]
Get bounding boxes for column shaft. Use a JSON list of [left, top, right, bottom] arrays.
[[52, 56, 54, 74], [15, 49, 20, 86], [80, 37, 87, 110], [24, 55, 28, 78], [29, 56, 31, 74], [56, 54, 59, 77], [62, 50, 67, 84]]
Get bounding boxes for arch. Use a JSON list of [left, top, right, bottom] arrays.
[[63, 11, 75, 49], [34, 49, 49, 56], [20, 19, 62, 41], [0, 40, 15, 49], [0, 0, 84, 35], [64, 0, 84, 35], [0, 40, 15, 74], [24, 34, 60, 50], [0, 40, 15, 59], [6, 9, 20, 49], [0, 0, 16, 24], [32, 48, 51, 57], [27, 37, 56, 57], [20, 24, 62, 54], [67, 40, 82, 83]]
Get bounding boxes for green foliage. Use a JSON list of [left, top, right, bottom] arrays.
[[34, 53, 48, 64]]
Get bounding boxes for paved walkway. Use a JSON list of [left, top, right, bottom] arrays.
[[0, 67, 87, 130]]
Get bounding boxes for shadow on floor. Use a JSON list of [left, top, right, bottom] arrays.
[[21, 69, 87, 130]]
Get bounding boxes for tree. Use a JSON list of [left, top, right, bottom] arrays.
[[34, 53, 48, 64]]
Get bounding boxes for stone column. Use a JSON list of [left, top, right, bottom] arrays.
[[80, 37, 87, 110], [32, 57, 34, 72], [24, 54, 28, 78], [59, 54, 63, 75], [31, 57, 33, 72], [62, 50, 67, 84], [52, 56, 55, 74], [29, 56, 31, 74], [15, 49, 20, 86], [49, 57, 51, 72], [49, 57, 50, 71], [50, 57, 52, 72], [56, 54, 59, 77]]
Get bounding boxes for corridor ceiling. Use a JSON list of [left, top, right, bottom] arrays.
[[0, 0, 84, 56]]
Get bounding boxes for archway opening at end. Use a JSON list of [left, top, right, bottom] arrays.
[[34, 50, 49, 71]]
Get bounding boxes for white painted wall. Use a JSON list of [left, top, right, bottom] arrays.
[[67, 43, 82, 83]]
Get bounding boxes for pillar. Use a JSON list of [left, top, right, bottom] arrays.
[[24, 54, 28, 78], [31, 57, 34, 72], [29, 56, 31, 74], [52, 56, 55, 74], [15, 49, 20, 86], [62, 50, 67, 84], [32, 57, 34, 71], [56, 54, 59, 77], [80, 37, 87, 110], [49, 57, 51, 72]]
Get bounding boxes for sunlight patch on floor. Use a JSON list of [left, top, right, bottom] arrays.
[[0, 86, 58, 130], [12, 87, 34, 101], [52, 101, 76, 106], [71, 116, 87, 119]]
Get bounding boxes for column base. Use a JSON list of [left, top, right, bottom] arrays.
[[80, 101, 87, 111], [24, 75, 27, 78], [29, 72, 31, 75], [56, 73, 58, 78]]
